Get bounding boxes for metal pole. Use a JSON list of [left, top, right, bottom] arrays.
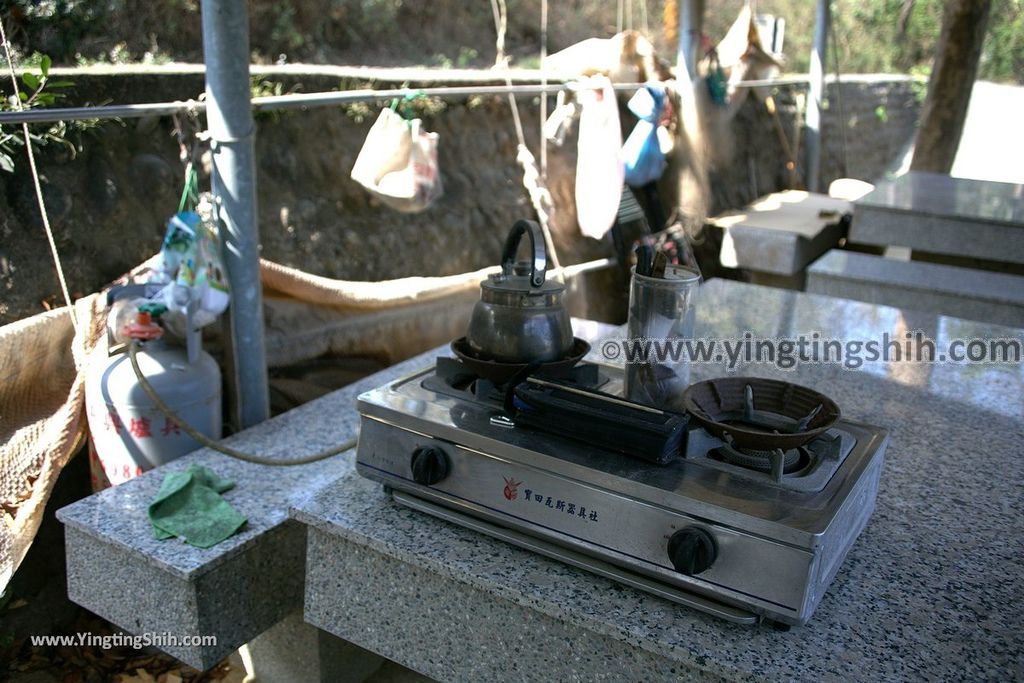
[[677, 0, 704, 80], [805, 0, 830, 192], [200, 0, 269, 429]]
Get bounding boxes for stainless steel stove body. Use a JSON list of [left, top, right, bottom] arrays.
[[355, 361, 887, 626]]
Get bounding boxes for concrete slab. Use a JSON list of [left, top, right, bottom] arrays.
[[296, 478, 726, 683], [709, 191, 851, 276], [57, 286, 1024, 680], [850, 172, 1024, 264], [55, 318, 614, 670], [806, 249, 1024, 327]]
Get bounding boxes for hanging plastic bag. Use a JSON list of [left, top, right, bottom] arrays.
[[351, 108, 442, 213], [351, 108, 412, 197], [152, 193, 230, 328], [622, 84, 668, 188], [575, 75, 624, 240], [377, 119, 442, 213], [705, 50, 729, 107]]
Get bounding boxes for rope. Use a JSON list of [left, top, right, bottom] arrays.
[[488, 0, 563, 275], [539, 0, 548, 179], [490, 0, 508, 68], [128, 340, 354, 466], [765, 95, 801, 189], [0, 18, 79, 332]]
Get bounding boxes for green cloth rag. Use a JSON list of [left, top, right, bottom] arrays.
[[148, 464, 247, 548]]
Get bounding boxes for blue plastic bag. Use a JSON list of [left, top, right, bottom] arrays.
[[622, 84, 667, 187]]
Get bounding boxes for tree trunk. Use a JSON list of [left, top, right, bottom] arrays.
[[910, 0, 992, 173]]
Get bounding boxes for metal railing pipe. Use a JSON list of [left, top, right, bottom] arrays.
[[0, 77, 814, 126]]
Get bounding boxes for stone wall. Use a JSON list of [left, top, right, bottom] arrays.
[[0, 70, 921, 326], [818, 75, 922, 187], [707, 74, 922, 215]]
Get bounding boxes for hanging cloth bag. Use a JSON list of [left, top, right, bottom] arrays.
[[574, 76, 624, 240], [622, 84, 668, 188]]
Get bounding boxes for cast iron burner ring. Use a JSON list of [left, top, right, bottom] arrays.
[[713, 435, 808, 474], [682, 377, 841, 451]]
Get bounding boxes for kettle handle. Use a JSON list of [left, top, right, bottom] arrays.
[[501, 219, 547, 288]]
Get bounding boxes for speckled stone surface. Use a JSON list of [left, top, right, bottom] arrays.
[[807, 249, 1024, 328], [709, 191, 850, 275], [857, 172, 1024, 224], [851, 172, 1024, 264], [56, 347, 443, 669], [294, 279, 1024, 682], [302, 522, 726, 683]]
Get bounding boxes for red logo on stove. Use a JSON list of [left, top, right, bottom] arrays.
[[502, 477, 522, 501]]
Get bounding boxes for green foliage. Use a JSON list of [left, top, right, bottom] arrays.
[[710, 0, 1021, 85], [249, 77, 301, 122], [269, 1, 305, 52], [456, 47, 479, 68], [979, 0, 1024, 84], [1, 56, 73, 172], [908, 64, 931, 104], [0, 54, 106, 173], [343, 101, 373, 124]]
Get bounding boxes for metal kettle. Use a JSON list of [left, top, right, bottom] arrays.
[[465, 220, 573, 364]]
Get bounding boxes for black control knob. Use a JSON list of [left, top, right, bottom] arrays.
[[667, 527, 717, 575], [410, 446, 450, 485]]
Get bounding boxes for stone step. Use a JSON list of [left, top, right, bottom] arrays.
[[806, 250, 1024, 328]]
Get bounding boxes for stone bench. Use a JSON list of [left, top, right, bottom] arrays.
[[707, 190, 852, 289], [806, 249, 1024, 327], [56, 348, 440, 670], [849, 171, 1024, 266]]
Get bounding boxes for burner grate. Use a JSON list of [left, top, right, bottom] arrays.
[[714, 442, 806, 474], [684, 426, 850, 492], [427, 356, 606, 407]]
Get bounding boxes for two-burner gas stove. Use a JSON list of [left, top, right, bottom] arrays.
[[355, 356, 887, 627]]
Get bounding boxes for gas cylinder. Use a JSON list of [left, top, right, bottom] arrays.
[[85, 307, 222, 490]]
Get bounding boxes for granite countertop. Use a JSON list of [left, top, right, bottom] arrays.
[[293, 279, 1024, 681], [856, 171, 1024, 225]]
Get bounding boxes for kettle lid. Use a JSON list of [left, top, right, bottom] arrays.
[[481, 263, 566, 295]]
